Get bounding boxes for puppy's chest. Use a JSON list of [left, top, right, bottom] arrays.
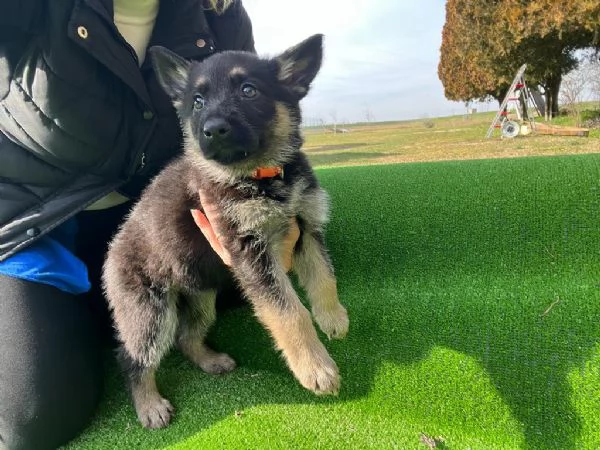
[[218, 178, 307, 235]]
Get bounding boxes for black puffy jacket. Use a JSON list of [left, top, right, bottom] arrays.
[[0, 0, 255, 261]]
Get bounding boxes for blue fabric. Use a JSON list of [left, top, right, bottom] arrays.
[[0, 218, 91, 294]]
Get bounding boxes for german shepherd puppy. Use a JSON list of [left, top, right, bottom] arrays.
[[102, 34, 349, 429]]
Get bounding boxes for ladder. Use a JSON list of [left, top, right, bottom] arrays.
[[485, 64, 542, 138]]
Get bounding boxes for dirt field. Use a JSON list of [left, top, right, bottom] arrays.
[[302, 111, 600, 168]]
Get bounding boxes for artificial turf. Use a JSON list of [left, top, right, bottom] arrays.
[[65, 153, 600, 450]]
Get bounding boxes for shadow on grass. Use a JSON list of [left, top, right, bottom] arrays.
[[304, 142, 371, 152], [306, 151, 387, 167], [67, 155, 600, 450]]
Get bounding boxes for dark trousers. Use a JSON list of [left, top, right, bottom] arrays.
[[0, 203, 131, 450]]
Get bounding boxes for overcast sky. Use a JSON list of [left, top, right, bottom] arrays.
[[243, 0, 469, 123]]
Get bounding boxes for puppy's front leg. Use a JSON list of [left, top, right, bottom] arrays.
[[233, 244, 340, 395], [293, 231, 349, 340]]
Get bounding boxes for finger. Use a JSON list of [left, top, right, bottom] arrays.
[[198, 191, 220, 218], [190, 209, 231, 266], [198, 191, 226, 240], [190, 208, 223, 251]]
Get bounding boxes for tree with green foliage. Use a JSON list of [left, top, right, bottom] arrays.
[[439, 0, 600, 117]]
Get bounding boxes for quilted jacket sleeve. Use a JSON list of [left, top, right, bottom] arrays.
[[206, 0, 256, 53], [0, 2, 45, 100], [0, 1, 45, 32]]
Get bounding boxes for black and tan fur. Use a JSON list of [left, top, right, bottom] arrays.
[[102, 34, 349, 429]]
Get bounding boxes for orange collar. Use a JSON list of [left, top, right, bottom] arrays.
[[251, 166, 284, 180]]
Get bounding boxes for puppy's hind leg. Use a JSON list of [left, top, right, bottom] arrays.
[[293, 231, 349, 340], [111, 287, 179, 429], [118, 350, 175, 429], [178, 289, 236, 375]]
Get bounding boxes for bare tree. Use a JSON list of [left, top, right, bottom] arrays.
[[318, 118, 326, 131], [329, 109, 337, 134], [464, 101, 472, 119], [559, 66, 588, 126], [587, 57, 600, 108], [363, 105, 374, 123]]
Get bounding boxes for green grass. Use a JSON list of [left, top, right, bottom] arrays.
[[65, 153, 600, 450], [551, 107, 600, 138]]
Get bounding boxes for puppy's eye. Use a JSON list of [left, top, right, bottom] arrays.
[[241, 83, 258, 98], [193, 94, 205, 110]]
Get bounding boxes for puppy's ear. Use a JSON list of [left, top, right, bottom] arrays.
[[149, 46, 191, 104], [275, 34, 323, 99]]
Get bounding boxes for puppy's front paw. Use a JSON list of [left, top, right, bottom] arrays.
[[314, 303, 349, 340], [136, 395, 174, 429], [290, 347, 340, 395], [199, 351, 237, 375]]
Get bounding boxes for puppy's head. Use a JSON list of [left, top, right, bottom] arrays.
[[150, 34, 323, 175]]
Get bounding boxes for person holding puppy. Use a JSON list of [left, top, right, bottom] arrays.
[[0, 1, 299, 448]]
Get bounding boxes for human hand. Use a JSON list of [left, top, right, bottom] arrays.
[[190, 191, 300, 272], [190, 198, 232, 266]]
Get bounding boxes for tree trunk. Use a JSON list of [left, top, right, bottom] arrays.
[[495, 86, 509, 108], [519, 94, 529, 120], [543, 87, 551, 120], [550, 77, 561, 118], [545, 75, 562, 118]]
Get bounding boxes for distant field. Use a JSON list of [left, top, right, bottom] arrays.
[[302, 109, 600, 168]]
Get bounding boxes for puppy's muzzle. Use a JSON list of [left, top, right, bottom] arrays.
[[203, 117, 231, 140], [200, 117, 245, 164]]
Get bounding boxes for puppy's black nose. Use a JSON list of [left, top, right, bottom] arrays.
[[203, 118, 231, 139]]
